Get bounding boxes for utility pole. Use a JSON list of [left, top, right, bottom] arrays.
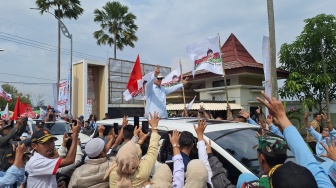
[[267, 0, 278, 99], [321, 38, 330, 117]]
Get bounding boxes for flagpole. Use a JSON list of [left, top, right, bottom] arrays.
[[142, 76, 146, 117], [179, 60, 186, 109], [218, 34, 230, 114]]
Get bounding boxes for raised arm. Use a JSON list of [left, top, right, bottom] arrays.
[[146, 66, 160, 96], [321, 111, 333, 132], [169, 130, 184, 188], [164, 77, 188, 95], [60, 120, 80, 167], [111, 115, 128, 149], [257, 91, 333, 187]]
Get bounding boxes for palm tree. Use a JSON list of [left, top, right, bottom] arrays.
[[35, 0, 84, 19], [93, 1, 138, 58]]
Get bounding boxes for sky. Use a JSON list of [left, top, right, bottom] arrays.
[[0, 0, 335, 107]]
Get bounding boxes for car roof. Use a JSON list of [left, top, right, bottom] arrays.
[[96, 117, 258, 133]]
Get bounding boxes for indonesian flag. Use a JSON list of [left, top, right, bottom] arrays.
[[161, 69, 182, 87], [11, 94, 20, 120], [123, 55, 143, 101], [186, 95, 197, 110], [0, 86, 12, 102], [186, 35, 223, 77], [1, 103, 9, 120]]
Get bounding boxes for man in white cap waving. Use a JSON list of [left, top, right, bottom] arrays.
[[145, 65, 188, 119]]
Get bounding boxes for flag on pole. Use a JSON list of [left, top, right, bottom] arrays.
[[0, 86, 12, 102], [161, 69, 182, 87], [186, 36, 223, 77], [186, 95, 197, 110], [11, 94, 20, 120], [123, 55, 143, 101], [1, 103, 9, 120], [40, 107, 47, 119], [262, 36, 272, 115]]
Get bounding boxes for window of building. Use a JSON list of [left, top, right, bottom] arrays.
[[212, 79, 230, 87]]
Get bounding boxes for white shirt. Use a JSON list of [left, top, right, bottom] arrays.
[[26, 152, 62, 188]]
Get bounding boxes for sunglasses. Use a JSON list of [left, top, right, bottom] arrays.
[[157, 78, 163, 80]]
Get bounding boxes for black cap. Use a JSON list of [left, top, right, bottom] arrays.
[[31, 129, 57, 143], [270, 161, 317, 188]]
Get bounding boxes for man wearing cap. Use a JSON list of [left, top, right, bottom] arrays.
[[237, 134, 318, 188], [145, 65, 188, 119], [68, 137, 114, 188], [25, 121, 81, 188], [0, 119, 26, 167]]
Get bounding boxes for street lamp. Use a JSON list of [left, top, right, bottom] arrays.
[[30, 8, 73, 112]]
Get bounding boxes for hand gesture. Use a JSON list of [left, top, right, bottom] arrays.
[[133, 125, 141, 137], [72, 120, 81, 134], [194, 115, 207, 140], [303, 112, 310, 120], [15, 119, 23, 129], [239, 110, 250, 119], [154, 65, 160, 77], [139, 130, 149, 142], [256, 91, 286, 119], [183, 77, 189, 85], [256, 106, 261, 114], [266, 115, 273, 125], [321, 111, 329, 122], [122, 115, 128, 127], [62, 133, 70, 147], [15, 142, 26, 156], [169, 130, 180, 146], [148, 111, 160, 127], [320, 137, 336, 161], [204, 139, 212, 154], [98, 125, 105, 135]]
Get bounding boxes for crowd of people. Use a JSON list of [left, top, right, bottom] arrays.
[[0, 68, 335, 187]]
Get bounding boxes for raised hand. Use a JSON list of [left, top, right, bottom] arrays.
[[321, 111, 329, 122], [62, 133, 70, 147], [266, 115, 273, 125], [169, 130, 180, 146], [154, 65, 160, 77], [148, 111, 160, 128], [320, 137, 336, 161], [256, 106, 261, 114], [304, 112, 310, 120], [72, 120, 81, 134], [133, 125, 141, 137], [204, 139, 212, 154], [239, 110, 250, 119], [194, 115, 207, 141], [122, 115, 128, 127]]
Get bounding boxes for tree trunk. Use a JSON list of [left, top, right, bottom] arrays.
[[114, 32, 117, 59]]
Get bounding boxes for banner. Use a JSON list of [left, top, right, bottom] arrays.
[[0, 86, 12, 102], [262, 36, 271, 115], [87, 99, 92, 119], [161, 69, 182, 87], [57, 80, 68, 114], [1, 103, 9, 120], [186, 36, 223, 77], [133, 71, 153, 101]]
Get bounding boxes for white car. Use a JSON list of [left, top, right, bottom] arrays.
[[97, 117, 298, 185], [28, 119, 91, 149]]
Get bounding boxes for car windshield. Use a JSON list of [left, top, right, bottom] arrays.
[[43, 122, 71, 135], [205, 128, 295, 175]]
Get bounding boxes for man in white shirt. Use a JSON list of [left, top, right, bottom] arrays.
[[25, 121, 81, 188]]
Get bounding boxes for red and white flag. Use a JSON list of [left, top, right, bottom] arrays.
[[1, 103, 9, 120], [123, 55, 143, 101], [186, 95, 197, 110], [0, 86, 12, 102]]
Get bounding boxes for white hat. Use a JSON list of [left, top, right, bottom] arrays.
[[157, 74, 164, 79], [85, 138, 105, 158]]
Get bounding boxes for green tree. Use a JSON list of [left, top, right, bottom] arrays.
[[35, 0, 84, 20], [93, 1, 138, 58], [279, 14, 336, 112], [0, 84, 32, 111]]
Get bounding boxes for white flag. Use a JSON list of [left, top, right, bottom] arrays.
[[186, 36, 223, 77], [186, 95, 197, 110], [161, 69, 181, 87], [1, 103, 9, 120], [0, 86, 12, 102]]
